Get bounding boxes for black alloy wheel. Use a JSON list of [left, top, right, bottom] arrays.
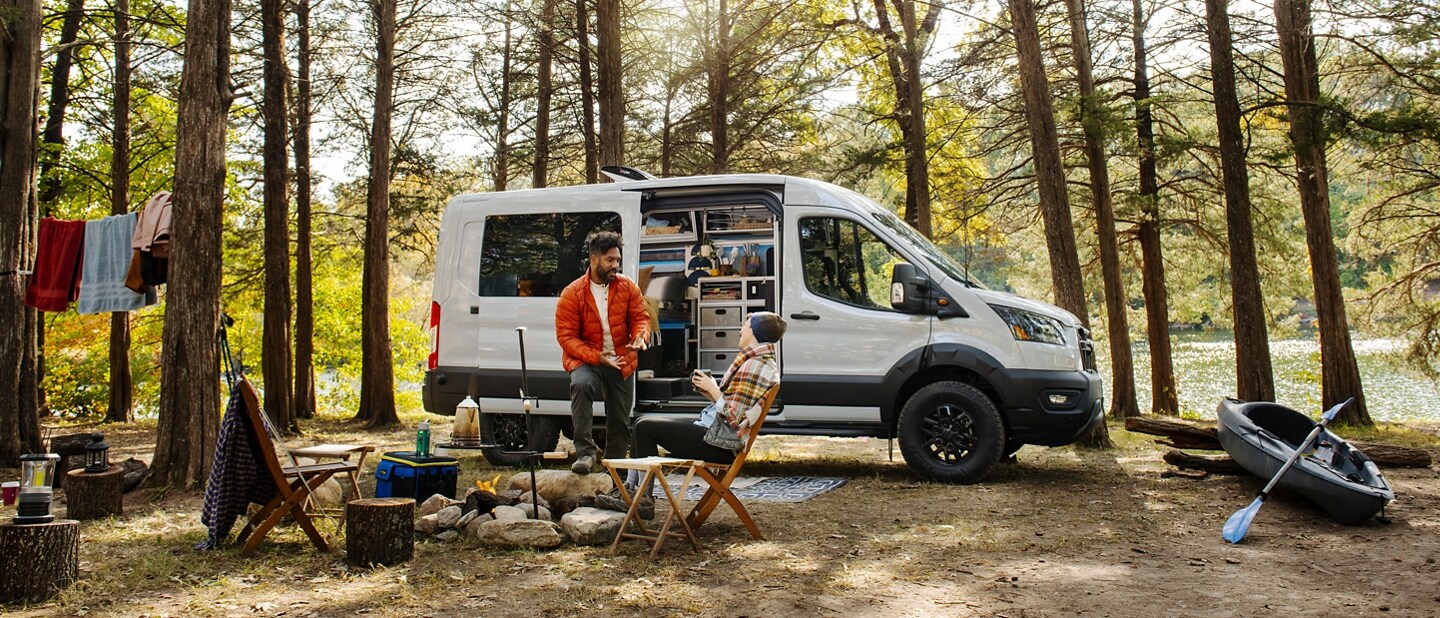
[[897, 381, 1006, 484]]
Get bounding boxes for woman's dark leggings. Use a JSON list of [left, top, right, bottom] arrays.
[[632, 416, 736, 464]]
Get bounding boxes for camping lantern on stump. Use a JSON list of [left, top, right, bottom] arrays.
[[84, 433, 110, 474], [13, 454, 60, 525]]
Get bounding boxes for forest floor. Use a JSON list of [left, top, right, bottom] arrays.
[[2, 416, 1439, 618]]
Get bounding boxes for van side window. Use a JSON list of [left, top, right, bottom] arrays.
[[799, 217, 907, 310], [478, 212, 621, 297]]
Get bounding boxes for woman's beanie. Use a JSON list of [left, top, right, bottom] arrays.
[[749, 312, 787, 343]]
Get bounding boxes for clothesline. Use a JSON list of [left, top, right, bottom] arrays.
[[23, 191, 171, 315]]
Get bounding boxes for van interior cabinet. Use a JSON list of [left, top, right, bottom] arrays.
[[696, 276, 772, 374]]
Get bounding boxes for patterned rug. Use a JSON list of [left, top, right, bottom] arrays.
[[648, 475, 847, 503]]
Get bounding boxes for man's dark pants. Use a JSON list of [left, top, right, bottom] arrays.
[[569, 364, 634, 460]]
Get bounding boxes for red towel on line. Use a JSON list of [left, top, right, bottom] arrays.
[[24, 217, 87, 312]]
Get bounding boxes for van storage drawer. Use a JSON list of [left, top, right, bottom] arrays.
[[700, 329, 738, 348], [700, 306, 743, 327], [700, 351, 736, 373]]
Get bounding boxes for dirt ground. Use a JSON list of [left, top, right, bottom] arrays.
[[2, 418, 1438, 618]]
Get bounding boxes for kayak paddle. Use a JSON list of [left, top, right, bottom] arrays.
[[1221, 397, 1354, 544]]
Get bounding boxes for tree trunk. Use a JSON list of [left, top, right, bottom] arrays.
[[1065, 0, 1135, 427], [37, 0, 84, 206], [262, 0, 294, 433], [708, 0, 729, 173], [596, 0, 622, 169], [533, 0, 555, 188], [1205, 0, 1274, 402], [495, 3, 512, 191], [345, 497, 415, 567], [1132, 0, 1177, 417], [293, 0, 316, 420], [0, 521, 78, 604], [0, 0, 45, 462], [357, 0, 399, 428], [897, 0, 931, 239], [1273, 0, 1370, 426], [64, 466, 124, 520], [108, 0, 134, 424], [149, 0, 230, 489], [1008, 0, 1088, 328], [577, 0, 598, 182]]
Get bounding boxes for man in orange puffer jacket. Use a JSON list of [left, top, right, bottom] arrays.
[[555, 231, 651, 474]]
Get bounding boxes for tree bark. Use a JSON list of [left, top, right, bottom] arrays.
[[262, 0, 294, 433], [868, 0, 935, 238], [149, 0, 230, 489], [708, 0, 730, 173], [293, 0, 316, 420], [1132, 0, 1177, 417], [495, 2, 512, 191], [345, 497, 415, 567], [1065, 0, 1135, 427], [0, 0, 45, 462], [1008, 0, 1089, 328], [357, 0, 399, 428], [0, 521, 78, 604], [1205, 0, 1274, 403], [533, 0, 555, 188], [577, 0, 598, 182], [108, 0, 134, 424], [595, 0, 623, 169], [1273, 0, 1370, 426]]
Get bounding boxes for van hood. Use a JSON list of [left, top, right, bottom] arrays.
[[969, 288, 1084, 328]]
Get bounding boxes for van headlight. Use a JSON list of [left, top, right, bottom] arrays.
[[989, 305, 1066, 346]]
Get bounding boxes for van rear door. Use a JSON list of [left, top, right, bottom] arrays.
[[432, 189, 641, 415]]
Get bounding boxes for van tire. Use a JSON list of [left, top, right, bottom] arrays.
[[480, 414, 564, 467], [897, 381, 1006, 484]]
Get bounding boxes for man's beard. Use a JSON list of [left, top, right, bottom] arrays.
[[592, 265, 617, 283]]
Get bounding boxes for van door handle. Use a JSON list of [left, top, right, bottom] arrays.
[[790, 311, 820, 321]]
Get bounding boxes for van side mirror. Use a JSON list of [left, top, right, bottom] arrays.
[[891, 263, 968, 318]]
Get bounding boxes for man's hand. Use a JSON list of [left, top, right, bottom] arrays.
[[599, 352, 624, 372], [626, 333, 649, 351]]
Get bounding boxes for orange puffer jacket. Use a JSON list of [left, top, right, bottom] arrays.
[[555, 273, 651, 378]]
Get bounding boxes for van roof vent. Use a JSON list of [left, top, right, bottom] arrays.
[[600, 165, 658, 182]]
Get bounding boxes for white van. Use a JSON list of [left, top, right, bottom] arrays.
[[423, 170, 1103, 483]]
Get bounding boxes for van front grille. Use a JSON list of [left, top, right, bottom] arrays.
[[1078, 327, 1097, 372]]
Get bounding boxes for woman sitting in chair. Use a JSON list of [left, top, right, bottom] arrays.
[[625, 311, 786, 490]]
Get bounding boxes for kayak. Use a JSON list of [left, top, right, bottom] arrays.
[[1216, 398, 1394, 525]]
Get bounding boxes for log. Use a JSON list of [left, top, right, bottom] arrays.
[[1125, 416, 1433, 468], [0, 520, 79, 604], [46, 433, 95, 490], [65, 466, 124, 520], [1162, 450, 1247, 475], [345, 498, 414, 567], [118, 458, 149, 493]]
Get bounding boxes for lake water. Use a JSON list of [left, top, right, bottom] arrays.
[[1098, 334, 1440, 423]]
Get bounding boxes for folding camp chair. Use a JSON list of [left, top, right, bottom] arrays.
[[685, 383, 779, 540], [232, 377, 358, 556]]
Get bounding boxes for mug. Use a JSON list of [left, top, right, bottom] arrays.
[[1, 481, 17, 506]]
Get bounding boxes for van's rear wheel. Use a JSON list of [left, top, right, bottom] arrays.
[[897, 381, 1005, 484], [480, 414, 564, 467]]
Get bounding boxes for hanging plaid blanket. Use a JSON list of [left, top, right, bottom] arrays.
[[196, 389, 277, 550]]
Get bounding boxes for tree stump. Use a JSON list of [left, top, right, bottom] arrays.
[[65, 466, 124, 520], [345, 498, 414, 567], [0, 520, 79, 604]]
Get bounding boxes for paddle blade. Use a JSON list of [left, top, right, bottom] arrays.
[[1223, 496, 1264, 544], [1321, 397, 1355, 423]]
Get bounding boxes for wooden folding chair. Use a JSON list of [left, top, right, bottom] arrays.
[[232, 377, 357, 556], [685, 383, 779, 540]]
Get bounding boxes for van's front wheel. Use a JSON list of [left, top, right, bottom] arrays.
[[480, 414, 564, 467], [897, 381, 1005, 484]]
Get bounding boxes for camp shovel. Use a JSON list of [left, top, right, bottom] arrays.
[[1222, 397, 1354, 544]]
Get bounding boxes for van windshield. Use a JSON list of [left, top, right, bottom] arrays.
[[870, 210, 986, 290]]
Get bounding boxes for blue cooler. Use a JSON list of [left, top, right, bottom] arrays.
[[374, 451, 459, 499]]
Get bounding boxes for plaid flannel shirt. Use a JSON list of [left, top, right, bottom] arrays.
[[717, 342, 780, 431]]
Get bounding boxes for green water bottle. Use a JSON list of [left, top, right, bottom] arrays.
[[415, 420, 431, 458]]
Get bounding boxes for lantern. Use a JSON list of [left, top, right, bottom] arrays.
[[14, 453, 60, 524], [84, 432, 110, 474]]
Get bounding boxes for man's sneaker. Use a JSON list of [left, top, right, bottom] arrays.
[[571, 455, 596, 475]]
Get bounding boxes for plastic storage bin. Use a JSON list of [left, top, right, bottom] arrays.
[[374, 451, 459, 500]]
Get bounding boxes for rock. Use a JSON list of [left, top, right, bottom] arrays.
[[506, 470, 613, 503], [491, 505, 528, 521], [456, 510, 482, 530], [292, 457, 344, 508], [560, 507, 626, 546], [437, 506, 463, 529], [464, 512, 494, 538], [419, 494, 459, 518], [516, 504, 552, 521], [415, 513, 442, 535], [435, 530, 460, 543], [473, 519, 564, 548], [550, 494, 598, 518]]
